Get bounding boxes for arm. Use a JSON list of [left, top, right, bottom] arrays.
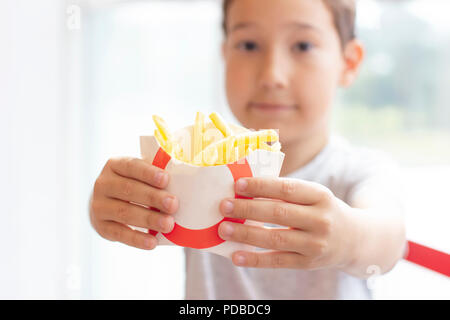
[[337, 184, 407, 278], [216, 177, 407, 280]]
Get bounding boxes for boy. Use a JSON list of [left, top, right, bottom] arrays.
[[89, 0, 406, 299]]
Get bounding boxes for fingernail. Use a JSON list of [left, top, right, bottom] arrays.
[[155, 171, 167, 186], [160, 217, 174, 233], [220, 222, 234, 238], [221, 200, 234, 215], [235, 254, 246, 266], [144, 237, 155, 249], [163, 196, 174, 211], [236, 179, 248, 193]]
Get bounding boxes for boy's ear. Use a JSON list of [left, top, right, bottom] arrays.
[[339, 39, 365, 88]]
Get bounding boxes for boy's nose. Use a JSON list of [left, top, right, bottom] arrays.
[[258, 49, 289, 91]]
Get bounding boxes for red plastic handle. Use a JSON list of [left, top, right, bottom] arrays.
[[404, 240, 450, 277]]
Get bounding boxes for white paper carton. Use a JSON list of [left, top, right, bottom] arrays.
[[137, 124, 285, 259]]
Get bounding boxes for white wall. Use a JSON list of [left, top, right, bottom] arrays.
[[0, 0, 69, 298]]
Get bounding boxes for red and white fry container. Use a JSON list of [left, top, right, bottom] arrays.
[[136, 124, 285, 259]]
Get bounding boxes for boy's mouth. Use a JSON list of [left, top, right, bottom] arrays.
[[248, 102, 297, 113]]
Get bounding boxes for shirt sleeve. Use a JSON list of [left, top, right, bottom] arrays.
[[343, 147, 404, 209]]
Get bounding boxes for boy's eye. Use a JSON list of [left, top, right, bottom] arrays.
[[236, 41, 258, 52], [293, 41, 314, 52]]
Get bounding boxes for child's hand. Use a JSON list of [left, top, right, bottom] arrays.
[[89, 157, 179, 250], [218, 177, 355, 270]]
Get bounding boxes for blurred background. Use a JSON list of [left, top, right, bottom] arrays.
[[0, 0, 449, 299]]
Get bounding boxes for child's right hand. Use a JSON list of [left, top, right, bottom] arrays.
[[89, 157, 179, 250]]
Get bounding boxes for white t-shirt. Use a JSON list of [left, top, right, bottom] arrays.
[[183, 134, 400, 300]]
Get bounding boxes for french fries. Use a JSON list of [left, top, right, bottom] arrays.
[[152, 115, 173, 154], [152, 112, 281, 166], [209, 112, 233, 137], [193, 111, 205, 165]]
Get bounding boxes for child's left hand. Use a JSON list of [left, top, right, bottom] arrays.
[[218, 177, 356, 270]]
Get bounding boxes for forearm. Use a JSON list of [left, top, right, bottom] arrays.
[[338, 207, 407, 279]]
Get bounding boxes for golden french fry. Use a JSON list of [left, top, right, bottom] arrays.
[[232, 129, 279, 162], [209, 112, 233, 137], [155, 130, 173, 154], [152, 115, 172, 141], [192, 112, 205, 165], [175, 133, 192, 163], [248, 142, 258, 151], [258, 141, 272, 151], [247, 131, 258, 151], [174, 143, 184, 159], [203, 145, 219, 166], [192, 142, 218, 166], [215, 136, 237, 165], [203, 128, 224, 149], [232, 144, 251, 164], [224, 136, 236, 164], [231, 129, 278, 147], [153, 115, 174, 155], [255, 129, 279, 145], [154, 129, 166, 149], [258, 141, 281, 152], [152, 112, 281, 166], [200, 135, 232, 165], [235, 134, 247, 162], [165, 140, 173, 155], [270, 141, 281, 152], [244, 145, 253, 158]]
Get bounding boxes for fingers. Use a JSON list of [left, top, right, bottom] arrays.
[[94, 198, 174, 233], [108, 157, 169, 189], [218, 222, 318, 255], [230, 250, 313, 269], [234, 177, 332, 205], [98, 220, 158, 250], [91, 157, 178, 250], [219, 198, 315, 231], [102, 174, 179, 214]]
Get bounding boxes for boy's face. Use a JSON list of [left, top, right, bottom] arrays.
[[223, 0, 362, 146]]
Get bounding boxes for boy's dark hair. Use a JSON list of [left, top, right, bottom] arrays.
[[222, 0, 356, 48]]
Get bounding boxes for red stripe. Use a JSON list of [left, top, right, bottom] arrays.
[[404, 240, 450, 277], [148, 147, 171, 236], [152, 147, 171, 170], [148, 151, 253, 249], [160, 217, 244, 249], [227, 159, 254, 200]]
